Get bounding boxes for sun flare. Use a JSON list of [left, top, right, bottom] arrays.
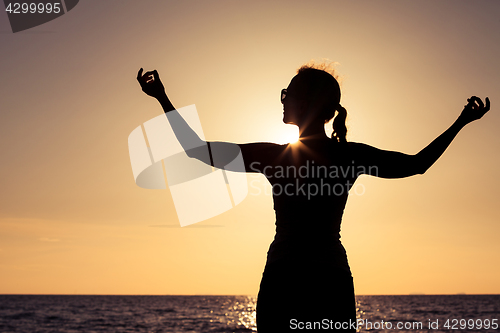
[[283, 126, 299, 144], [287, 132, 299, 144]]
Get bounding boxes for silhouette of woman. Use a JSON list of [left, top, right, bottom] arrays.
[[137, 64, 490, 332]]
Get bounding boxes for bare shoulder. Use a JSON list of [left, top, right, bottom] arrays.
[[237, 142, 288, 172], [347, 141, 387, 157], [238, 142, 288, 154], [346, 141, 375, 157], [347, 141, 372, 150]]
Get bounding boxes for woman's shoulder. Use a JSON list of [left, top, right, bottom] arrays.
[[346, 141, 368, 149], [238, 142, 289, 156], [237, 142, 289, 172], [345, 141, 376, 155], [238, 141, 288, 148], [333, 141, 376, 164]]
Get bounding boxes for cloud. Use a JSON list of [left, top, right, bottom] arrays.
[[38, 237, 61, 242], [148, 225, 224, 228]]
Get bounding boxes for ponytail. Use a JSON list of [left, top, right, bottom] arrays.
[[332, 104, 347, 143], [295, 63, 346, 142]]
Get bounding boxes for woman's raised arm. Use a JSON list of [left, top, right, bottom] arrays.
[[352, 96, 491, 179], [136, 68, 282, 173]]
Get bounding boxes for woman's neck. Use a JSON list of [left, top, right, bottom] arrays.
[[298, 123, 329, 141]]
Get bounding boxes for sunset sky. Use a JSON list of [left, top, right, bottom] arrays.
[[1, 0, 499, 296]]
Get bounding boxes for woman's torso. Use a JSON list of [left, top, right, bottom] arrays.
[[260, 139, 359, 272]]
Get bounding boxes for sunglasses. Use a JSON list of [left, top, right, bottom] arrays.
[[281, 89, 287, 103]]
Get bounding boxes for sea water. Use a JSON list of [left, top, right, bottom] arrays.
[[0, 294, 499, 332]]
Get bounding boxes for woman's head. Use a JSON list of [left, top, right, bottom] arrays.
[[282, 63, 347, 143]]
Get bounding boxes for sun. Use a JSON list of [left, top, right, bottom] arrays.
[[284, 126, 299, 144], [286, 132, 299, 144], [273, 125, 299, 144]]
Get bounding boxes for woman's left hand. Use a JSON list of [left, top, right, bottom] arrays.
[[459, 96, 491, 124]]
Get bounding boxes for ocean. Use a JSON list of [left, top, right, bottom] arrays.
[[0, 295, 499, 332]]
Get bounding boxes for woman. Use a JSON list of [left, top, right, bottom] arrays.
[[137, 64, 490, 332]]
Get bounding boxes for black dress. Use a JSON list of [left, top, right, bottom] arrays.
[[251, 139, 358, 332]]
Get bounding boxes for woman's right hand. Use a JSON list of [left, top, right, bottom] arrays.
[[137, 68, 166, 100], [458, 96, 491, 125]]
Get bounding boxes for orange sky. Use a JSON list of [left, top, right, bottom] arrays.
[[0, 0, 499, 295]]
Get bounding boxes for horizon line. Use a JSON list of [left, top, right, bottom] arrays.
[[1, 293, 498, 296]]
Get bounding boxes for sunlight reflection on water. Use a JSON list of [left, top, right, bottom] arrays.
[[1, 295, 499, 332]]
